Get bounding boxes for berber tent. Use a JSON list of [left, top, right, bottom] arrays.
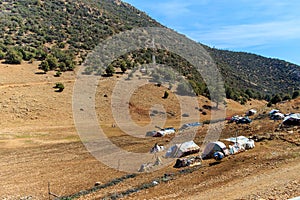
[[165, 141, 200, 158], [201, 141, 229, 159]]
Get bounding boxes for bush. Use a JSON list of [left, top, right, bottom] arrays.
[[54, 82, 64, 92], [46, 55, 58, 70], [5, 49, 22, 64], [0, 50, 5, 60], [55, 70, 62, 77], [163, 91, 169, 99], [282, 94, 291, 101], [270, 94, 282, 104], [292, 90, 300, 99], [39, 60, 50, 73], [105, 65, 115, 76]]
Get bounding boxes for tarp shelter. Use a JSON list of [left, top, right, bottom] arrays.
[[271, 112, 285, 120], [201, 141, 229, 159], [150, 143, 164, 154], [179, 122, 202, 131], [224, 136, 255, 150], [236, 116, 252, 124], [246, 109, 257, 116], [269, 109, 279, 116], [153, 127, 175, 137], [173, 156, 202, 168], [165, 141, 200, 158], [146, 130, 157, 137], [283, 113, 300, 126]]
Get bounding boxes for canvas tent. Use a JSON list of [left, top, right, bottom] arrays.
[[224, 136, 255, 150], [153, 127, 175, 137], [246, 109, 257, 116], [271, 112, 285, 120], [201, 141, 229, 159], [283, 113, 300, 126], [165, 141, 200, 158], [269, 109, 279, 116]]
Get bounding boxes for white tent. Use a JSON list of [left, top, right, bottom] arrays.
[[269, 109, 279, 115], [224, 136, 255, 150], [283, 113, 300, 126], [272, 112, 285, 119], [201, 141, 229, 159], [246, 109, 257, 116], [165, 141, 200, 158]]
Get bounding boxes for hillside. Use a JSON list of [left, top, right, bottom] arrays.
[[0, 0, 300, 200], [0, 0, 299, 102], [204, 45, 300, 96]]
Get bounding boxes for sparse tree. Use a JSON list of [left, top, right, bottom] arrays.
[[5, 49, 22, 64], [105, 65, 115, 76], [39, 60, 50, 73], [292, 90, 300, 99]]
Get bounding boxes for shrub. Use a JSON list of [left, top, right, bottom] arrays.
[[39, 60, 50, 73], [282, 94, 291, 101], [0, 50, 5, 60], [105, 65, 115, 76], [5, 49, 22, 64], [163, 91, 169, 99], [46, 55, 58, 70], [55, 70, 62, 77], [54, 82, 64, 92], [270, 94, 282, 104], [292, 90, 300, 99]]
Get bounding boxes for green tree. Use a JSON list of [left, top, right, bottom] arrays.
[[46, 55, 58, 70], [120, 61, 127, 73], [292, 90, 300, 99], [270, 94, 282, 104], [245, 89, 254, 99], [105, 65, 115, 76], [282, 94, 291, 101], [39, 60, 50, 73], [5, 49, 22, 64], [0, 50, 5, 60]]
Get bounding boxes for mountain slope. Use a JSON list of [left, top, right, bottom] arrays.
[[204, 45, 300, 95], [0, 0, 299, 100]]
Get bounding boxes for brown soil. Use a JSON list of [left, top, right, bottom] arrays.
[[0, 62, 299, 199]]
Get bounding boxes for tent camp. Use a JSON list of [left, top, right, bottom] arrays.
[[283, 113, 300, 126], [165, 141, 200, 158], [201, 141, 229, 159]]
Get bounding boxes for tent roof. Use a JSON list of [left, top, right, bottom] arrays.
[[165, 141, 200, 158], [283, 113, 300, 122], [224, 136, 249, 144]]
